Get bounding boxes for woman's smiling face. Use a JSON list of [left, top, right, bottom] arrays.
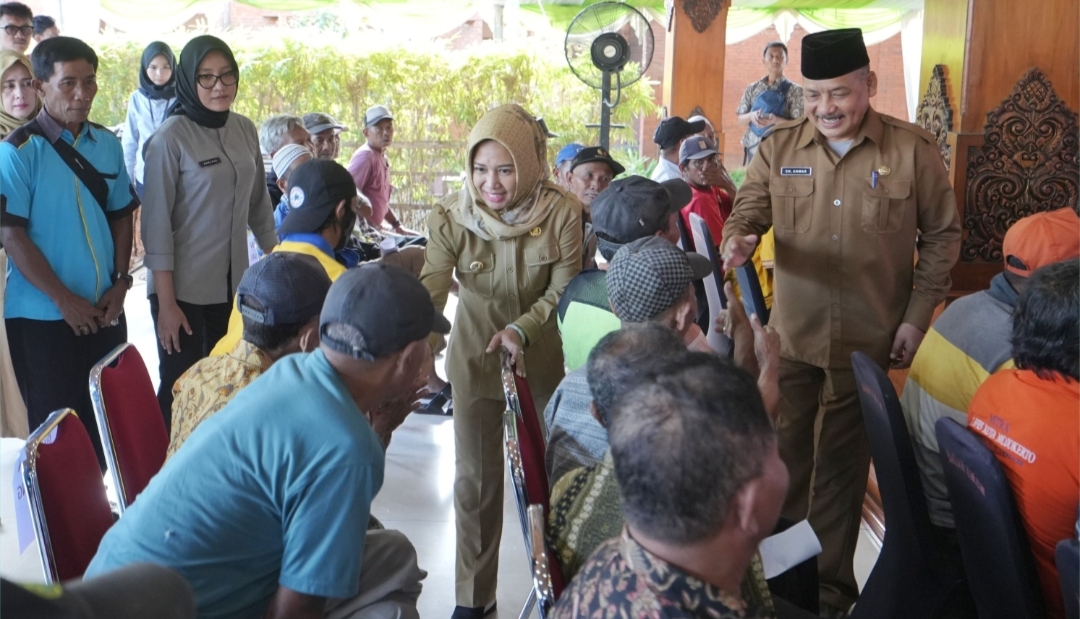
[[471, 140, 517, 211]]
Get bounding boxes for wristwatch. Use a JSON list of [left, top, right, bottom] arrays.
[[112, 271, 134, 290]]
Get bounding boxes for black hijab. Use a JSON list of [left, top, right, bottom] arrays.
[[137, 41, 176, 101], [168, 35, 238, 129]]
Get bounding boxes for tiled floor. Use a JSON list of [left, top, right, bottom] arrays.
[[124, 267, 879, 618]]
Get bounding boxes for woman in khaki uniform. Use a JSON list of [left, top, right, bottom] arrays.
[[421, 104, 582, 618]]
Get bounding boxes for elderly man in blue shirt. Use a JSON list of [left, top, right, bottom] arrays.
[[0, 36, 138, 467]]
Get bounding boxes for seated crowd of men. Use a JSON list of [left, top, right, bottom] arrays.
[[0, 13, 1077, 619]]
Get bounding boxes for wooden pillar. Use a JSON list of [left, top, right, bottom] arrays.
[[662, 1, 730, 135]]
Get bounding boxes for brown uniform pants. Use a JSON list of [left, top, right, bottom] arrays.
[[776, 357, 871, 612], [453, 389, 550, 607]]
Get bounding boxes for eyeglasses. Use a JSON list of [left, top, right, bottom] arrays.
[[195, 70, 239, 89], [2, 25, 33, 37]]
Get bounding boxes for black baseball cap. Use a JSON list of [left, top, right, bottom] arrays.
[[570, 146, 626, 176], [591, 176, 692, 250], [278, 159, 357, 236], [653, 116, 706, 150], [237, 253, 332, 326], [320, 263, 452, 361]]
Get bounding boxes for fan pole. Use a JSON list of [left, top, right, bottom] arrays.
[[600, 71, 612, 150]]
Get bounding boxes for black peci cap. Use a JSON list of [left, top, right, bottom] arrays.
[[801, 28, 870, 80]]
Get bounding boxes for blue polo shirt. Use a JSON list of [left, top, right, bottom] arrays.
[[85, 350, 384, 619], [0, 108, 137, 321]]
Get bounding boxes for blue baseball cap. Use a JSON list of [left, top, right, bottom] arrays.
[[556, 143, 585, 166]]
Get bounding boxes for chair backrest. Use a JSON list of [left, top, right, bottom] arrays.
[[528, 504, 557, 619], [21, 409, 115, 584], [688, 212, 733, 356], [1056, 539, 1079, 619], [734, 263, 770, 325], [502, 357, 551, 513], [90, 343, 168, 513], [850, 351, 947, 619], [935, 417, 1046, 619]]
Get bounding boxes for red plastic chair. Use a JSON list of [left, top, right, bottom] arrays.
[[501, 356, 565, 618], [89, 343, 168, 513], [20, 409, 115, 583]]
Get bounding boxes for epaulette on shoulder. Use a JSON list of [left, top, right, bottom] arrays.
[[760, 116, 807, 143], [880, 114, 936, 144], [3, 123, 39, 148]]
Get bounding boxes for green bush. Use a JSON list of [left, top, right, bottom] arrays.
[[93, 34, 658, 228]]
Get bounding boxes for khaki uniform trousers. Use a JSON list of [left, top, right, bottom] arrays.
[[776, 357, 871, 612], [453, 388, 551, 607]]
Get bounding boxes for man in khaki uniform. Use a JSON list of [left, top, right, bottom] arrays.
[[720, 29, 961, 615]]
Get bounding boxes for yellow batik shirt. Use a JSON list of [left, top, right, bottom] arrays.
[[166, 339, 273, 460]]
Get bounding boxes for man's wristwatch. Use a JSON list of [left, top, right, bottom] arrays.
[[112, 271, 134, 290]]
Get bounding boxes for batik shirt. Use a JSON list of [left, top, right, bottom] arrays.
[[736, 76, 804, 153], [167, 339, 272, 459], [551, 526, 773, 619]]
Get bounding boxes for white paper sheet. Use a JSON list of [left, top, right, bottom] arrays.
[[759, 519, 822, 579]]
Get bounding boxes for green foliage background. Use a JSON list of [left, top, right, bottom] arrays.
[[93, 35, 658, 225]]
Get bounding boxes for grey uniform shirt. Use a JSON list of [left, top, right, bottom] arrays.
[[121, 90, 174, 184], [141, 112, 277, 305]]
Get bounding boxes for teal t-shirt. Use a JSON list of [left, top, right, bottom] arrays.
[[556, 269, 621, 371], [85, 350, 384, 619]]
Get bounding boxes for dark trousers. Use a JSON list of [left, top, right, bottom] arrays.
[[148, 295, 231, 432], [6, 316, 128, 470]]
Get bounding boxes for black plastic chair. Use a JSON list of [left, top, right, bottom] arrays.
[[686, 212, 733, 356], [850, 352, 962, 619], [934, 417, 1046, 619], [1057, 539, 1079, 619], [735, 262, 770, 325]]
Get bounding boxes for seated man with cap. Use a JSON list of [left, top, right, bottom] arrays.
[[86, 263, 448, 619], [677, 136, 732, 251], [547, 236, 780, 486], [649, 116, 705, 183], [304, 111, 347, 161], [168, 252, 332, 459], [347, 105, 420, 239], [270, 143, 314, 232], [565, 146, 625, 269], [903, 208, 1080, 533], [555, 176, 690, 372], [211, 159, 360, 357], [552, 143, 584, 190]]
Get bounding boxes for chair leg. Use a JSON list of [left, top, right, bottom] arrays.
[[518, 588, 536, 619]]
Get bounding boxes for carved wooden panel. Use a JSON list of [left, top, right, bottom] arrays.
[[683, 0, 724, 33], [916, 64, 954, 168], [962, 68, 1079, 263]]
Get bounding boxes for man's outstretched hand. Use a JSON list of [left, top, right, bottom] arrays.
[[721, 235, 758, 272]]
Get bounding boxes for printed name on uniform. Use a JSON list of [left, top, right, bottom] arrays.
[[780, 167, 812, 176], [199, 157, 222, 167]]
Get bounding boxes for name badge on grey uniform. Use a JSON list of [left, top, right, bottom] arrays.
[[780, 167, 812, 176], [199, 157, 222, 168]]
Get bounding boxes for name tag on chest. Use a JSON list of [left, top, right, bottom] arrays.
[[199, 157, 222, 168], [780, 167, 812, 176]]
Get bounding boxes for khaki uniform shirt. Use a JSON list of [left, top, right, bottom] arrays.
[[421, 190, 583, 400], [721, 108, 961, 369]]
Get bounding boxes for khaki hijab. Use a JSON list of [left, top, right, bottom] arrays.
[[452, 103, 561, 240], [0, 51, 41, 138]]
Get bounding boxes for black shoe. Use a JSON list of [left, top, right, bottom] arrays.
[[451, 602, 496, 619], [419, 383, 452, 415]]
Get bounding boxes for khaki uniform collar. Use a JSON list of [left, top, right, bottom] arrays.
[[795, 106, 883, 151]]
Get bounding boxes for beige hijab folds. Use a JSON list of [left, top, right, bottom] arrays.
[[453, 103, 562, 241], [0, 51, 41, 138]]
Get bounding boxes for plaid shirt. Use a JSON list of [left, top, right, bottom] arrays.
[[552, 527, 774, 619], [166, 339, 272, 460]]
